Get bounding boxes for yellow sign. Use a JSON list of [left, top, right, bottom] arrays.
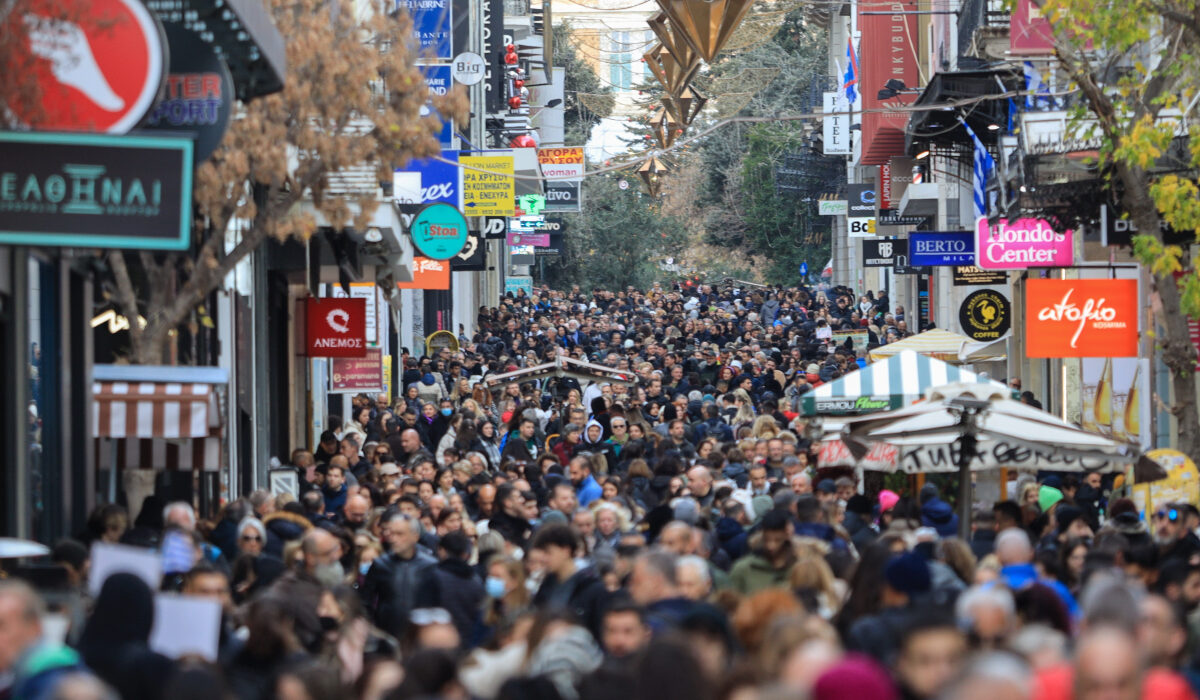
[[1132, 448, 1200, 516], [383, 355, 392, 399], [462, 155, 515, 216], [426, 330, 460, 356]]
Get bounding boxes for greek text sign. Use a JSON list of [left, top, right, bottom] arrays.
[[461, 155, 515, 216], [976, 217, 1073, 269], [307, 298, 367, 358]]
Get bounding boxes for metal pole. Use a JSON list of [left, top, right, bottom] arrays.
[[957, 413, 977, 540]]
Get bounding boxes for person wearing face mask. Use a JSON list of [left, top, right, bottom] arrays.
[[362, 512, 438, 638]]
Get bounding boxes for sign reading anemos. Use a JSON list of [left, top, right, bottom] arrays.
[[975, 217, 1073, 269], [307, 298, 367, 358], [1025, 279, 1138, 358]]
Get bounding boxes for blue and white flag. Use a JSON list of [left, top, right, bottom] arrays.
[[1023, 61, 1054, 110], [843, 37, 859, 104], [961, 119, 995, 219]]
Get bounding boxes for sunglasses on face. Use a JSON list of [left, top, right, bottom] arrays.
[[1156, 509, 1181, 522], [240, 534, 262, 542]]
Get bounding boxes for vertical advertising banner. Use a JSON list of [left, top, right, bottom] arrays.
[[419, 65, 454, 147], [858, 0, 919, 165], [822, 92, 851, 155], [396, 0, 453, 59]]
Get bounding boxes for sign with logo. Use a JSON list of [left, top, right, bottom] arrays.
[[953, 266, 1008, 286], [819, 200, 847, 216], [959, 289, 1011, 341], [331, 347, 384, 392], [976, 217, 1073, 269], [329, 283, 379, 343], [410, 202, 468, 259], [145, 24, 233, 162], [909, 231, 975, 266], [863, 238, 906, 267], [307, 298, 367, 357], [877, 210, 927, 226], [847, 184, 876, 217], [481, 216, 507, 239], [505, 275, 533, 296], [18, 0, 166, 134], [452, 52, 486, 85], [420, 65, 454, 147], [537, 147, 584, 178], [815, 396, 894, 413], [397, 0, 453, 59], [534, 231, 564, 256], [395, 151, 460, 207], [507, 231, 549, 246], [889, 156, 917, 206], [544, 181, 581, 211], [822, 92, 851, 155], [461, 155, 515, 216], [848, 217, 877, 237], [0, 131, 193, 249], [509, 244, 534, 266], [799, 262, 809, 276], [1101, 204, 1191, 246], [1025, 279, 1139, 357], [396, 257, 451, 290], [450, 233, 486, 270]]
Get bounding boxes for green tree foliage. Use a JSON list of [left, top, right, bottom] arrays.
[[553, 23, 613, 146], [1043, 0, 1200, 457], [541, 173, 688, 290]]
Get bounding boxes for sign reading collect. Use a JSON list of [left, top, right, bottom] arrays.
[[976, 217, 1073, 269], [410, 203, 468, 259], [307, 298, 367, 358], [1025, 279, 1138, 358]]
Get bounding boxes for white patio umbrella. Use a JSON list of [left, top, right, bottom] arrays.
[[832, 382, 1159, 538]]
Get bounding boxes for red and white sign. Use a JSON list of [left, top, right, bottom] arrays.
[[18, 0, 166, 133], [331, 348, 384, 392], [1010, 0, 1055, 54], [537, 147, 584, 179], [1025, 279, 1139, 358], [396, 257, 451, 290], [858, 0, 919, 165], [976, 217, 1074, 269], [306, 298, 367, 357]]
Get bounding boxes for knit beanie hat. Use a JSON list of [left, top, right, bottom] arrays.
[[1038, 485, 1064, 512]]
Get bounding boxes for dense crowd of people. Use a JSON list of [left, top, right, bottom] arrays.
[[0, 281, 1195, 700]]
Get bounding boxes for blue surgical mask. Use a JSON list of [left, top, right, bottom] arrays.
[[485, 576, 507, 598], [360, 561, 372, 576], [440, 408, 453, 416]]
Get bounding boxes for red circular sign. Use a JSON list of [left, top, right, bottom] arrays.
[[18, 0, 165, 133]]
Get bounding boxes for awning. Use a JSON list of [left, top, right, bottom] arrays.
[[92, 365, 227, 472], [801, 350, 1009, 415], [904, 68, 1019, 153], [867, 328, 981, 363]]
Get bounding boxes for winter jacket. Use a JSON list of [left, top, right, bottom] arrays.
[[533, 566, 609, 637], [424, 558, 486, 646], [262, 511, 312, 557], [361, 550, 438, 637], [729, 552, 793, 595], [920, 496, 960, 538], [715, 517, 749, 561]]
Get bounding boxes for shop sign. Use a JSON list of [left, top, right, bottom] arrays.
[[953, 266, 1008, 286], [976, 217, 1073, 269], [419, 65, 454, 147], [544, 181, 581, 212], [909, 231, 975, 266], [394, 151, 460, 207], [426, 330, 460, 354], [537, 147, 584, 178], [19, 0, 166, 134], [450, 234, 486, 271], [505, 275, 533, 296], [146, 24, 234, 162], [534, 231, 565, 256], [846, 184, 876, 217], [397, 0, 453, 59], [396, 257, 451, 290], [862, 238, 905, 267], [507, 231, 549, 246], [1101, 204, 1191, 247], [959, 289, 1011, 341], [461, 155, 515, 216], [815, 396, 893, 413], [0, 131, 193, 249], [410, 202, 468, 259], [822, 92, 851, 155], [877, 210, 927, 226], [480, 216, 507, 239], [1025, 278, 1139, 357], [452, 52, 486, 85], [848, 217, 877, 237], [818, 200, 847, 216], [307, 298, 367, 357], [331, 348, 384, 392]]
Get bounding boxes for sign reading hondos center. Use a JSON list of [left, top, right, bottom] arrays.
[[975, 217, 1073, 269], [410, 203, 469, 259]]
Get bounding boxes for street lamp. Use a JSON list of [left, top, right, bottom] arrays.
[[877, 79, 923, 100]]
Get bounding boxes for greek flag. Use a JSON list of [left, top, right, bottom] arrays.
[[1023, 61, 1053, 109], [843, 38, 859, 104], [961, 119, 995, 219]]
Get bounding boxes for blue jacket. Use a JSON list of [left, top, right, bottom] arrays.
[[577, 474, 602, 507], [1000, 563, 1080, 618], [921, 497, 960, 537]]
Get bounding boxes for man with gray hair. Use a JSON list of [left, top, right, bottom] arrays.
[[955, 585, 1016, 649], [676, 555, 712, 601], [628, 549, 698, 635], [996, 528, 1079, 618]]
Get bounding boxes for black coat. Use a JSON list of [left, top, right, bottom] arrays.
[[423, 559, 486, 645], [532, 566, 609, 637], [361, 550, 438, 637]]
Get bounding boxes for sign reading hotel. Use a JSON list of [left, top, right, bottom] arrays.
[[461, 155, 515, 216], [1025, 279, 1139, 358], [976, 217, 1073, 269]]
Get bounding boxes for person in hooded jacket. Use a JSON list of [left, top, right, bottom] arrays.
[[919, 483, 960, 538], [575, 420, 613, 475], [421, 532, 486, 647], [76, 573, 176, 700]]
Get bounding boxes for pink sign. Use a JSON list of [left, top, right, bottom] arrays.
[[507, 232, 550, 246], [975, 217, 1073, 270]]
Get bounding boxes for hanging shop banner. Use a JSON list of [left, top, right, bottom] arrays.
[[146, 24, 234, 162], [537, 147, 584, 178], [953, 266, 1008, 286], [0, 131, 193, 250], [307, 298, 367, 358], [481, 216, 507, 239], [846, 184, 876, 217], [483, 0, 505, 113], [859, 0, 919, 165], [848, 218, 877, 238], [544, 181, 582, 212], [394, 151, 460, 207], [975, 217, 1073, 269], [1081, 357, 1151, 447], [507, 231, 550, 246], [329, 283, 379, 344], [409, 202, 468, 259], [958, 289, 1012, 341], [534, 231, 565, 256], [822, 92, 851, 155], [419, 65, 455, 147], [909, 231, 975, 266], [396, 257, 451, 290], [331, 348, 384, 393], [862, 238, 906, 267], [819, 200, 847, 216], [397, 0, 453, 59], [509, 244, 535, 266], [1101, 204, 1191, 247], [1025, 278, 1139, 357], [450, 233, 486, 271], [18, 0, 166, 134], [461, 155, 515, 216], [505, 275, 533, 296]]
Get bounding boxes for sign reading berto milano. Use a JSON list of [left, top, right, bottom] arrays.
[[0, 131, 193, 249]]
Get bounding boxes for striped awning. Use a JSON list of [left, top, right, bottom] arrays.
[[801, 350, 1010, 415], [92, 381, 218, 439], [96, 436, 223, 473]]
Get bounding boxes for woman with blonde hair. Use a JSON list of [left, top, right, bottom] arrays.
[[751, 415, 780, 439], [789, 554, 842, 619]]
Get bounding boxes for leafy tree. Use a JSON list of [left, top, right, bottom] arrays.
[[1042, 0, 1200, 456], [2, 0, 466, 364], [553, 23, 613, 146]]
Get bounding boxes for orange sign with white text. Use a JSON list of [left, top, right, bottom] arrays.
[[395, 257, 451, 290], [1025, 279, 1138, 357]]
